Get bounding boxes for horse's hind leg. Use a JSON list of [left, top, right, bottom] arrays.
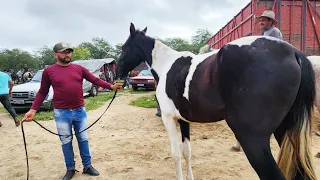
[[178, 119, 194, 180], [224, 101, 286, 179], [234, 130, 285, 180], [162, 115, 183, 180]]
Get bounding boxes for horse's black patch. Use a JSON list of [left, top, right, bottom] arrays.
[[178, 119, 190, 142], [166, 55, 225, 122], [166, 56, 192, 116]]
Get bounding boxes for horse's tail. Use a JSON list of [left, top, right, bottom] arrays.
[[277, 50, 317, 180]]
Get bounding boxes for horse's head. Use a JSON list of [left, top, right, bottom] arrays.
[[116, 23, 155, 79]]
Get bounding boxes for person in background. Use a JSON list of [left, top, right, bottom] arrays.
[[231, 9, 283, 152], [0, 71, 20, 127], [16, 70, 22, 83], [21, 64, 30, 83], [257, 10, 282, 39], [23, 42, 123, 180]]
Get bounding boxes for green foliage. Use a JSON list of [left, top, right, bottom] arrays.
[[0, 49, 40, 71], [129, 94, 158, 108], [34, 46, 55, 68], [159, 28, 212, 54], [79, 37, 114, 59], [0, 28, 212, 71], [71, 47, 92, 60], [84, 92, 115, 111]]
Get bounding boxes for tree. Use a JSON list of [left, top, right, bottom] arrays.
[[71, 47, 92, 60], [191, 29, 212, 45], [159, 38, 193, 52], [0, 49, 39, 72], [190, 29, 213, 53], [35, 46, 55, 68], [79, 37, 114, 59], [111, 43, 123, 61]]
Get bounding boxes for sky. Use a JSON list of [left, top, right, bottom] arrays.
[[0, 0, 251, 53]]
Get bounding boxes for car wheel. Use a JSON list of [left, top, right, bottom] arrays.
[[89, 85, 98, 96], [132, 86, 138, 91]]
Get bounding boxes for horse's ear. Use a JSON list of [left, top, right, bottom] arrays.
[[142, 27, 147, 33], [130, 23, 135, 35]]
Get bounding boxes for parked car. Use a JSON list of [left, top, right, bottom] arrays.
[[10, 58, 115, 111], [130, 70, 156, 91]]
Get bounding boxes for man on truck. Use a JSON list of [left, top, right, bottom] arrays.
[[258, 10, 282, 39], [231, 9, 283, 152]]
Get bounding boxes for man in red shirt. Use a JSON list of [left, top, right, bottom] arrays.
[[23, 42, 122, 180]]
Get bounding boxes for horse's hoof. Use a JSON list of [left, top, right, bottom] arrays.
[[230, 146, 241, 152], [313, 131, 320, 137], [315, 152, 320, 158]]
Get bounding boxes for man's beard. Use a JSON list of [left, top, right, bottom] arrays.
[[58, 57, 71, 64]]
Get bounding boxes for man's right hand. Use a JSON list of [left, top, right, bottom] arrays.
[[111, 84, 123, 90], [23, 109, 37, 122]]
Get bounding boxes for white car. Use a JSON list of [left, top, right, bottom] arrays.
[[10, 58, 115, 111]]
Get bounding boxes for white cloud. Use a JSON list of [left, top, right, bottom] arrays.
[[0, 0, 251, 52]]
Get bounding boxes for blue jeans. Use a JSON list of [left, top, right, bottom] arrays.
[[54, 106, 91, 170]]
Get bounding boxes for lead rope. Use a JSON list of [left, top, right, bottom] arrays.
[[21, 83, 124, 180]]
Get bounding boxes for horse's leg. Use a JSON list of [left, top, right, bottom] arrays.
[[178, 119, 194, 180], [228, 121, 285, 180], [162, 115, 183, 180], [223, 90, 286, 179]]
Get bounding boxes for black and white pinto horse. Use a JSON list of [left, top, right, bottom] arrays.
[[116, 23, 317, 180], [22, 71, 33, 83]]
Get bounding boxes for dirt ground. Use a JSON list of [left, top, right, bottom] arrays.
[[1, 91, 320, 180]]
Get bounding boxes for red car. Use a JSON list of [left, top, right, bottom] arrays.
[[130, 70, 156, 91]]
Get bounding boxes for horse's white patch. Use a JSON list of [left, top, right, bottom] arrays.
[[151, 40, 182, 76], [151, 40, 192, 121], [161, 114, 184, 179], [183, 52, 217, 100], [226, 35, 294, 49], [226, 36, 261, 46], [151, 40, 219, 120], [182, 138, 194, 180]]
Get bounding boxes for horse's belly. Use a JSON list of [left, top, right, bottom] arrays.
[[175, 101, 225, 123]]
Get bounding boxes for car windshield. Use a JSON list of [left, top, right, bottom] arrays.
[[138, 70, 153, 76], [30, 71, 43, 82]]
